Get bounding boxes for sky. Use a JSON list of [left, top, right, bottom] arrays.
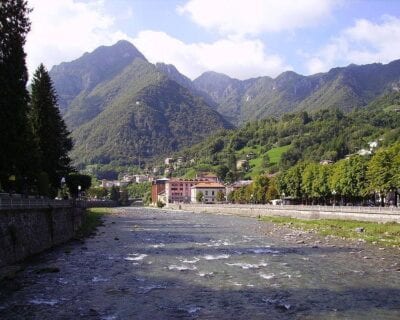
[[25, 0, 400, 80]]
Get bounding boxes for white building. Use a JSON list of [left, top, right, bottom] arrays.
[[191, 182, 226, 203]]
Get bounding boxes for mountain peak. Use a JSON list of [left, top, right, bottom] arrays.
[[50, 40, 146, 111], [88, 40, 146, 62]]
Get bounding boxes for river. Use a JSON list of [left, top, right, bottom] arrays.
[[0, 207, 399, 319]]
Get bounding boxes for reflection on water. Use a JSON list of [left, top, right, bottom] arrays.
[[0, 207, 399, 320]]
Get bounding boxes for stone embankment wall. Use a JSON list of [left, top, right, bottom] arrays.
[[0, 206, 85, 268], [167, 204, 400, 223]]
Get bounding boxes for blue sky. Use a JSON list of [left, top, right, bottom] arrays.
[[26, 0, 400, 80]]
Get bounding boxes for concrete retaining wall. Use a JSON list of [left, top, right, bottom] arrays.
[[0, 207, 85, 268], [167, 204, 400, 223]]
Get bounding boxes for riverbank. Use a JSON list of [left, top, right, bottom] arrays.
[[166, 203, 400, 248], [1, 207, 399, 319], [260, 215, 400, 247], [167, 203, 400, 223]]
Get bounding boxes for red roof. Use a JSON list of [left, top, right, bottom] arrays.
[[192, 182, 225, 189]]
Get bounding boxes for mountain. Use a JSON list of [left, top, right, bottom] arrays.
[[169, 91, 400, 180], [155, 63, 217, 108], [50, 40, 146, 114], [50, 41, 232, 167], [193, 60, 400, 125]]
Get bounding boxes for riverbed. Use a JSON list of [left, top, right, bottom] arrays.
[[0, 207, 399, 319]]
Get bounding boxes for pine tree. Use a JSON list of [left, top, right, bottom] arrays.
[[30, 64, 73, 196], [0, 0, 37, 192]]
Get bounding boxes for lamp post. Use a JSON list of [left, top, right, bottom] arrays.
[[332, 190, 336, 207], [78, 185, 81, 199], [59, 177, 66, 200], [281, 192, 285, 205]]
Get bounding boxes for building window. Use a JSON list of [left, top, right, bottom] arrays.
[[212, 191, 215, 195], [205, 191, 208, 195]]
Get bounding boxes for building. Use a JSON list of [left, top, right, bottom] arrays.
[[133, 175, 150, 183], [191, 182, 226, 203], [319, 159, 334, 165], [101, 180, 121, 188], [151, 178, 169, 204], [196, 172, 219, 182], [236, 159, 249, 170], [164, 158, 174, 165], [225, 180, 253, 198], [165, 179, 197, 203]]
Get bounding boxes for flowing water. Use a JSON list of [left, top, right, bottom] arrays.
[[0, 207, 399, 319]]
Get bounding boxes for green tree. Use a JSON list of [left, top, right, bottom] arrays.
[[216, 190, 225, 202], [29, 64, 72, 196], [215, 165, 229, 182], [261, 153, 270, 168], [0, 0, 38, 192], [86, 187, 108, 199], [330, 156, 368, 204], [266, 177, 279, 201], [279, 162, 306, 201], [110, 185, 120, 202], [66, 173, 92, 198], [367, 144, 400, 206], [302, 162, 319, 202], [126, 182, 151, 200], [253, 175, 270, 204], [196, 191, 204, 203], [313, 164, 332, 203]]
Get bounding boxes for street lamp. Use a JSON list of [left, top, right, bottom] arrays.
[[78, 185, 81, 199], [332, 190, 336, 207]]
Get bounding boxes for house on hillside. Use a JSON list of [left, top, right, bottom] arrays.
[[319, 159, 333, 165], [236, 159, 249, 170], [225, 180, 253, 199], [196, 172, 219, 182], [101, 180, 122, 188], [191, 182, 226, 203]]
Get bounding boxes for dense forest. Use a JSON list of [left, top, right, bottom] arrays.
[[168, 91, 400, 179], [159, 92, 400, 206]]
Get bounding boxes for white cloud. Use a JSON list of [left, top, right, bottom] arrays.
[[178, 0, 336, 36], [133, 31, 291, 79], [305, 15, 400, 74], [26, 0, 130, 76]]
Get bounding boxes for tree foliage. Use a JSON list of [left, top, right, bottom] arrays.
[[29, 64, 72, 196], [66, 173, 92, 198], [0, 0, 37, 191]]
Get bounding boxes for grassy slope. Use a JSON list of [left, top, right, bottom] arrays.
[[239, 145, 290, 178], [260, 215, 400, 247], [76, 208, 113, 238]]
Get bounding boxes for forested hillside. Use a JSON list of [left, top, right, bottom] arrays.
[[169, 92, 400, 181], [193, 61, 400, 125], [49, 41, 232, 168]]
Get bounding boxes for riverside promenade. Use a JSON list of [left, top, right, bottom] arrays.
[[167, 203, 400, 223]]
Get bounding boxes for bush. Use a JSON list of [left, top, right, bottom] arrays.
[[156, 200, 165, 208]]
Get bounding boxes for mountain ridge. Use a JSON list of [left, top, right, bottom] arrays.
[[49, 39, 400, 168], [49, 41, 232, 167]]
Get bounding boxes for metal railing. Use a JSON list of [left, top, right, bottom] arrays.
[[0, 195, 117, 210], [182, 203, 400, 215], [0, 197, 72, 209]]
